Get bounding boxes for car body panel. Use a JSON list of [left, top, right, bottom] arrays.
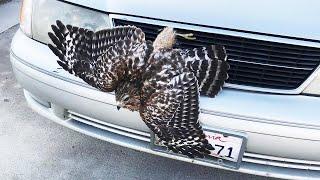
[[63, 0, 320, 41], [11, 29, 320, 161], [18, 89, 320, 179]]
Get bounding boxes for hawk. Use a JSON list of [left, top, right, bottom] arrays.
[[48, 20, 229, 158]]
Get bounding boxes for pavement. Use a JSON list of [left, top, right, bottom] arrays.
[[0, 1, 273, 180], [0, 0, 20, 33]]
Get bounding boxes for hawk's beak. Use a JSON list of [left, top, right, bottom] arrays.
[[116, 101, 122, 111]]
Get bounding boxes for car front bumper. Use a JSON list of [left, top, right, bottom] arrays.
[[10, 29, 320, 179]]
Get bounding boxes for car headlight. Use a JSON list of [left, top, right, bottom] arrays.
[[32, 0, 110, 44], [19, 0, 34, 37], [303, 71, 320, 95]]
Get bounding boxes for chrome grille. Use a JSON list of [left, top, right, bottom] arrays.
[[113, 19, 320, 90]]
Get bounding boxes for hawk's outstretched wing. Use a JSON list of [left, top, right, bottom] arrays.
[[49, 20, 145, 61], [180, 45, 229, 97], [48, 20, 150, 91], [140, 72, 213, 158]]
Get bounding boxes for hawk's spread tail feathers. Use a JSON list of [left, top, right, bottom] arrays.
[[141, 72, 214, 158], [181, 45, 229, 97]]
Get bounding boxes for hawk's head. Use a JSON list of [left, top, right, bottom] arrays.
[[115, 80, 141, 112]]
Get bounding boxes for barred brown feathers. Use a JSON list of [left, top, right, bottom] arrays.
[[48, 20, 229, 158], [140, 72, 214, 158], [48, 20, 150, 91], [180, 45, 229, 97]]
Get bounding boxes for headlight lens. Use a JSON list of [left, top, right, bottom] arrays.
[[303, 72, 320, 95], [19, 0, 33, 37], [32, 0, 110, 44]]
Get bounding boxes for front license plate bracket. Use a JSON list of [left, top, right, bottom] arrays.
[[150, 127, 247, 169]]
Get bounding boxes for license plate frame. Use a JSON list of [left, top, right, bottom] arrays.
[[150, 127, 247, 169]]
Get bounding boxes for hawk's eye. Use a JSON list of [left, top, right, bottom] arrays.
[[122, 95, 130, 102]]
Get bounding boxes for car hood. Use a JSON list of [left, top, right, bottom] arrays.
[[65, 0, 320, 41]]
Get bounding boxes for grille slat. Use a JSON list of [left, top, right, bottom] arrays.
[[175, 40, 316, 69], [114, 19, 320, 90], [177, 42, 318, 69], [228, 54, 316, 69], [181, 37, 320, 59], [228, 66, 306, 80], [228, 61, 310, 75]]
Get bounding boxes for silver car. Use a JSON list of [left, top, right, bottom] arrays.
[[12, 0, 320, 179]]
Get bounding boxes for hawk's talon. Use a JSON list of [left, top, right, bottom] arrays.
[[176, 33, 196, 40]]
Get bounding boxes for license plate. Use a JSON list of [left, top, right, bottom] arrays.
[[150, 128, 247, 169]]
